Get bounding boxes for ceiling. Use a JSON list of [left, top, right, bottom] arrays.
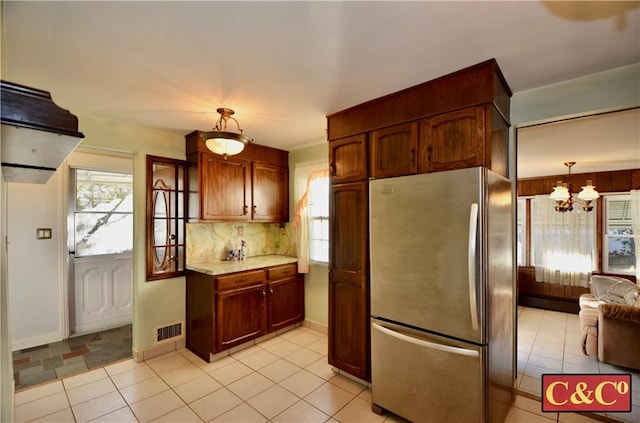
[[517, 107, 640, 178], [2, 1, 639, 173]]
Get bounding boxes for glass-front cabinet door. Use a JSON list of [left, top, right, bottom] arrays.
[[147, 155, 188, 281]]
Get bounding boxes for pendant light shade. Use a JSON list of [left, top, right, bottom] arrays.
[[201, 108, 252, 159], [549, 162, 599, 213]]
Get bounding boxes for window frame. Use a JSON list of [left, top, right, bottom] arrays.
[[308, 175, 330, 265], [602, 193, 636, 276]]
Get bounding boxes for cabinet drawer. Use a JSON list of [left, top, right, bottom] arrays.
[[216, 270, 265, 291], [267, 264, 298, 281]]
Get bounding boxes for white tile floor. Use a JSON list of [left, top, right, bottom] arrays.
[[13, 309, 640, 423], [514, 306, 640, 423]]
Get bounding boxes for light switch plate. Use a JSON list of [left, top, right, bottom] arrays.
[[36, 228, 52, 239]]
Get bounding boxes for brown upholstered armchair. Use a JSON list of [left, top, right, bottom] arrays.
[[597, 303, 640, 370], [579, 276, 640, 371]]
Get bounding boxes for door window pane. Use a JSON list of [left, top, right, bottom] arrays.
[[74, 169, 133, 257]]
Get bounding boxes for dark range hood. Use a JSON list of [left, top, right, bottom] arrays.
[[1, 80, 84, 183]]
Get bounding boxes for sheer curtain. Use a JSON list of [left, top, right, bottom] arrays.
[[531, 195, 595, 287], [292, 161, 329, 273], [630, 190, 640, 284]]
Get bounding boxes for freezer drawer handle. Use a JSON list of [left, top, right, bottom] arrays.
[[372, 322, 479, 358], [468, 203, 479, 331]]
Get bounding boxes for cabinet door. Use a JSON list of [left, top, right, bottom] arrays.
[[268, 275, 304, 332], [185, 271, 215, 361], [329, 181, 370, 381], [329, 134, 368, 183], [370, 122, 418, 178], [418, 106, 485, 173], [216, 283, 266, 351], [252, 163, 289, 222], [200, 153, 250, 221]]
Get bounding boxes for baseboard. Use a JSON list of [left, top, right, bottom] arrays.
[[132, 336, 186, 362], [518, 295, 579, 314], [303, 319, 328, 335]]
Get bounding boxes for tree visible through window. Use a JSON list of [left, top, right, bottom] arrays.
[[73, 168, 133, 257], [604, 194, 636, 275]]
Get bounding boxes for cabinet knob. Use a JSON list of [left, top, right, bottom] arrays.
[[269, 288, 274, 295], [329, 162, 336, 176], [243, 205, 248, 215], [262, 290, 266, 297]]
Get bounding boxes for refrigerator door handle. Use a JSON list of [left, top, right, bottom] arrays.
[[372, 322, 479, 358], [468, 203, 479, 331]]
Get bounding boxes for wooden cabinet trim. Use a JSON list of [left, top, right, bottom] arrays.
[[327, 59, 511, 140]]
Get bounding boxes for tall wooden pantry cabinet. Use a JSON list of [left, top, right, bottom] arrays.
[[326, 59, 512, 382]]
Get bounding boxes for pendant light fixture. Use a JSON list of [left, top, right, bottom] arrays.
[[200, 108, 252, 159], [549, 161, 600, 212]]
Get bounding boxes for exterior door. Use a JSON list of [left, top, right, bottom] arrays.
[[70, 166, 133, 335]]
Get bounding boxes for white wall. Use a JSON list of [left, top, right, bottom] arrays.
[[7, 174, 66, 349], [5, 115, 186, 357], [1, 123, 15, 423], [512, 63, 640, 126]]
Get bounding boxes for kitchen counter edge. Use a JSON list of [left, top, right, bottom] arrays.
[[186, 255, 298, 276]]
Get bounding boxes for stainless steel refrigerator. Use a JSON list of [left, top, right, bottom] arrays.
[[370, 167, 514, 423]]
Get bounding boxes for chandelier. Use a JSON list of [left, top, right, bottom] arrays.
[[200, 108, 252, 159], [549, 161, 600, 212]]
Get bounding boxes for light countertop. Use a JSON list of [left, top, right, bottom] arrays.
[[186, 254, 298, 276]]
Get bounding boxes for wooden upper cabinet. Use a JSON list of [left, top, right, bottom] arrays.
[[186, 130, 290, 222], [329, 134, 368, 184], [252, 163, 289, 222], [418, 106, 486, 173], [200, 153, 250, 221], [370, 122, 419, 178]]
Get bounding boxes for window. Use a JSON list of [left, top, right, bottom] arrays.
[[293, 161, 329, 272], [72, 168, 133, 257], [516, 198, 527, 266], [146, 155, 188, 281], [308, 176, 329, 263], [530, 195, 596, 286], [603, 194, 636, 275]]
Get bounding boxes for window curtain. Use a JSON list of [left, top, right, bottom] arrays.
[[630, 190, 640, 284], [293, 161, 329, 273], [531, 195, 595, 287]]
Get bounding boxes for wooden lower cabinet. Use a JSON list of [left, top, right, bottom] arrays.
[[328, 279, 369, 380], [216, 283, 266, 351], [267, 275, 305, 332], [186, 263, 304, 362]]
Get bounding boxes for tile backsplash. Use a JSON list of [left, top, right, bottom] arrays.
[[186, 222, 296, 264]]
